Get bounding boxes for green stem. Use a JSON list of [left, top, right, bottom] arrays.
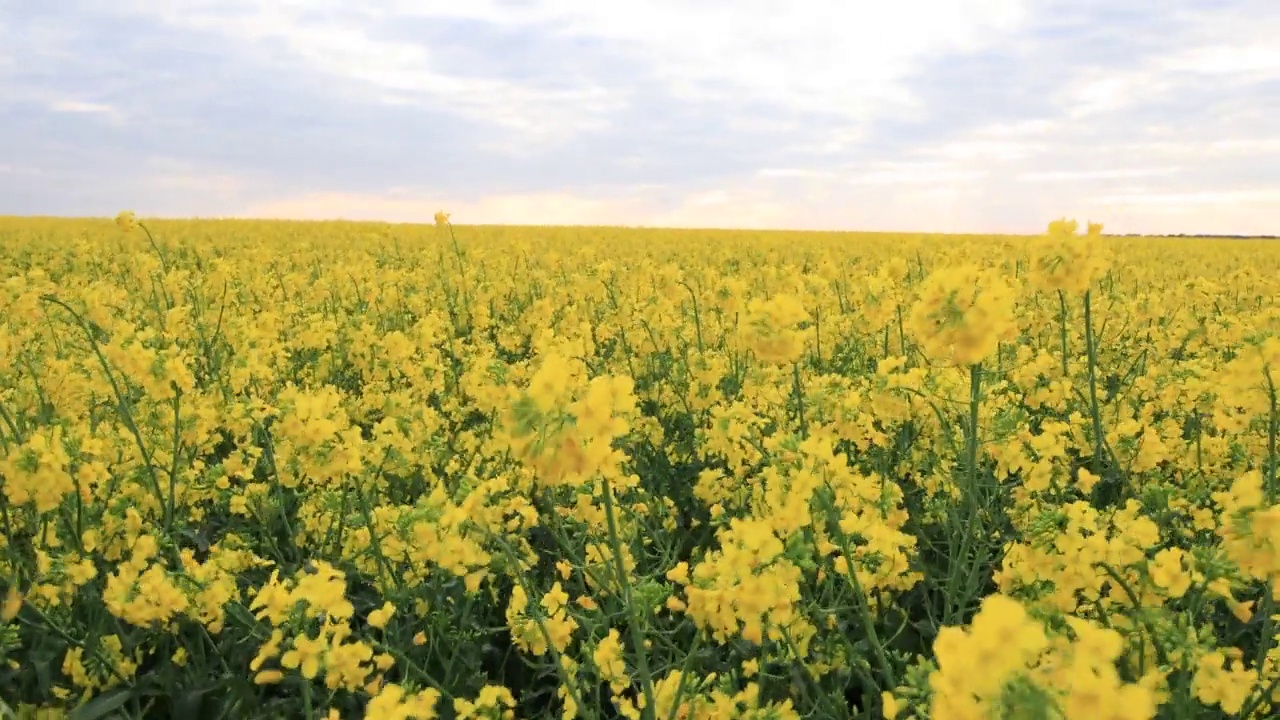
[[792, 363, 808, 438], [679, 280, 704, 354], [825, 496, 898, 689], [1255, 593, 1274, 681], [1084, 290, 1108, 476], [40, 295, 170, 532], [1265, 369, 1277, 504], [1096, 563, 1170, 672], [779, 626, 848, 720], [168, 391, 182, 529], [599, 477, 657, 720], [1057, 290, 1069, 376], [137, 222, 170, 276], [663, 631, 704, 720], [19, 608, 134, 688], [1239, 668, 1280, 719], [486, 532, 589, 715], [302, 679, 314, 719], [813, 304, 822, 367], [966, 363, 982, 507], [1258, 370, 1280, 682], [353, 451, 401, 594], [0, 401, 20, 450], [897, 303, 907, 356], [445, 222, 473, 328], [372, 639, 454, 701], [942, 363, 984, 625]]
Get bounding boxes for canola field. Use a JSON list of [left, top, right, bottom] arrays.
[[2, 214, 1280, 720]]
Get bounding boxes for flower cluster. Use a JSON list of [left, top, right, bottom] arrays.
[[2, 214, 1279, 720]]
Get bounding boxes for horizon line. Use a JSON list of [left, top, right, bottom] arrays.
[[2, 214, 1275, 240]]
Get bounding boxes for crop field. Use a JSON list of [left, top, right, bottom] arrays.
[[3, 214, 1280, 719]]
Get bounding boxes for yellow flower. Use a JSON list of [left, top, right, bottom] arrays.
[[1076, 468, 1101, 493], [881, 691, 900, 719], [367, 601, 396, 630], [1031, 217, 1108, 294], [254, 670, 284, 685], [114, 210, 138, 232], [543, 609, 578, 653], [454, 685, 516, 720], [280, 632, 327, 680], [1192, 650, 1254, 715], [593, 629, 629, 694], [66, 559, 97, 586], [541, 582, 570, 615], [1148, 548, 1192, 598], [739, 293, 810, 365], [907, 263, 1016, 367], [1, 587, 21, 622]]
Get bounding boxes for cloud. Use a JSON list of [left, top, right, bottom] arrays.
[[1017, 168, 1182, 182], [47, 99, 126, 125], [96, 1, 634, 149], [0, 0, 1276, 235], [48, 99, 112, 114], [0, 164, 43, 178], [1090, 189, 1280, 236], [446, 0, 1027, 119], [1094, 189, 1280, 208], [91, 0, 1031, 149], [1162, 43, 1280, 78], [245, 189, 655, 227]]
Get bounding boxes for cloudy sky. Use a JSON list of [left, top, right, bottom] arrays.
[[2, 0, 1277, 234]]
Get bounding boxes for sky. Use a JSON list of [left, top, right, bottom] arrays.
[[1, 0, 1277, 235]]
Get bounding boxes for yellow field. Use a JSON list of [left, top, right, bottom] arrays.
[[2, 215, 1280, 719]]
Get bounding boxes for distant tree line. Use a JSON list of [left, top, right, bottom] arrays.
[[1112, 233, 1279, 239]]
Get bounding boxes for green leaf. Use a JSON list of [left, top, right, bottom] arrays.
[[70, 689, 134, 720], [174, 687, 207, 719], [224, 601, 259, 629]]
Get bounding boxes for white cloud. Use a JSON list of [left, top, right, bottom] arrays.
[[104, 0, 628, 148], [136, 157, 248, 199], [845, 162, 991, 185], [1162, 43, 1280, 78], [237, 171, 1004, 234], [1089, 188, 1280, 236], [103, 0, 1029, 147], [208, 151, 1280, 236], [1093, 188, 1280, 208], [46, 99, 127, 126], [1203, 138, 1280, 155], [237, 184, 794, 231], [1060, 29, 1280, 120], [439, 0, 1030, 141], [49, 99, 117, 115], [0, 164, 44, 176], [1113, 137, 1280, 161], [1017, 167, 1182, 182], [755, 168, 839, 180], [1060, 67, 1182, 120], [244, 189, 656, 226], [762, 160, 997, 189], [5, 0, 1278, 236], [932, 137, 1048, 162]]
